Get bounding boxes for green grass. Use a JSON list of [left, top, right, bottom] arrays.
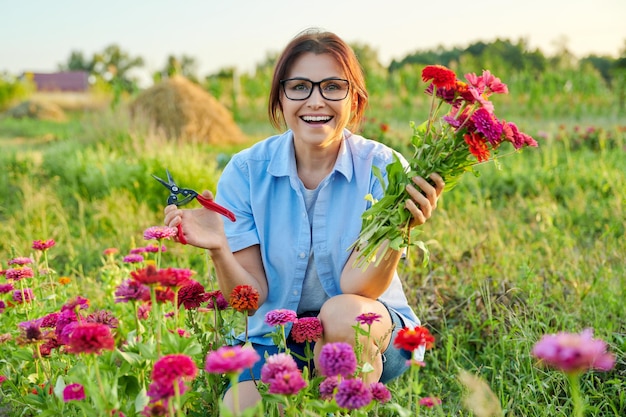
[[0, 104, 624, 416]]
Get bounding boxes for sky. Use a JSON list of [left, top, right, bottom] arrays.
[[2, 0, 625, 84]]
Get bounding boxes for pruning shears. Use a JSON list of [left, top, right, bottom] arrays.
[[152, 169, 236, 244]]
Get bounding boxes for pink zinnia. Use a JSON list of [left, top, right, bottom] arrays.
[[419, 396, 442, 407], [205, 345, 260, 375], [356, 312, 382, 326], [6, 266, 34, 281], [335, 378, 372, 410], [265, 309, 298, 327], [67, 322, 115, 355], [8, 257, 34, 266], [318, 342, 357, 378], [531, 328, 615, 374], [12, 288, 34, 303], [63, 383, 85, 402], [266, 370, 308, 395], [0, 375, 6, 385], [144, 243, 166, 253], [260, 353, 298, 383], [143, 226, 178, 241], [290, 317, 323, 343], [370, 382, 392, 403], [32, 239, 56, 251]]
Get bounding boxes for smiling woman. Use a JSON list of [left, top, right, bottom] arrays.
[[162, 27, 445, 413]]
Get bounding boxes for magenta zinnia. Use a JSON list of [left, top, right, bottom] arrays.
[[147, 354, 198, 399], [67, 322, 115, 355], [318, 342, 357, 378], [335, 378, 372, 410], [8, 257, 34, 266], [63, 383, 85, 402], [531, 328, 615, 374], [356, 312, 382, 326]]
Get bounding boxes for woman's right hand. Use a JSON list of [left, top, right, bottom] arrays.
[[163, 190, 228, 250]]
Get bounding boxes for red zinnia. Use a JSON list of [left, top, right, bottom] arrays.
[[178, 280, 210, 309], [421, 65, 457, 89], [67, 322, 115, 355], [290, 317, 323, 343], [393, 326, 435, 351], [464, 132, 491, 162], [229, 285, 260, 312], [130, 265, 162, 286]]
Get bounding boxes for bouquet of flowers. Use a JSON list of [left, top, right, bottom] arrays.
[[352, 65, 538, 269]]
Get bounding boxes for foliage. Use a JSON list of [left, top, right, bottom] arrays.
[[0, 74, 625, 415]]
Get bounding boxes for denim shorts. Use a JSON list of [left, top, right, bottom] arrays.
[[236, 305, 411, 384]]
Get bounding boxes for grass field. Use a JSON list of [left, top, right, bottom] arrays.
[[0, 100, 624, 416]]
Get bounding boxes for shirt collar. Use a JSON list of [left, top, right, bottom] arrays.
[[267, 129, 354, 182]]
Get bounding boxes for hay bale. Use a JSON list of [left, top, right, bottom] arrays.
[[2, 100, 67, 122], [129, 76, 247, 144]]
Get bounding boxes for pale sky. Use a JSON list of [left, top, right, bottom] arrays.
[[2, 0, 625, 81]]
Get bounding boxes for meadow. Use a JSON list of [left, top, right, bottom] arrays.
[[0, 80, 624, 416]]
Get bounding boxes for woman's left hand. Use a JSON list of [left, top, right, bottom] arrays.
[[404, 173, 445, 227]]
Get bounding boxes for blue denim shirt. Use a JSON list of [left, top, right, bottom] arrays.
[[215, 129, 420, 345]]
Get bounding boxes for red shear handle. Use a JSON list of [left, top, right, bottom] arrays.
[[196, 194, 237, 222], [176, 224, 188, 245]]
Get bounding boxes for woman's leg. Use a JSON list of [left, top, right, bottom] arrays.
[[222, 380, 261, 413], [314, 293, 394, 383]]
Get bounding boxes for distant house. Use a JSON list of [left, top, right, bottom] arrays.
[[26, 71, 90, 92]]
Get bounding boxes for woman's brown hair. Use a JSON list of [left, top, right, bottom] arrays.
[[268, 28, 368, 131]]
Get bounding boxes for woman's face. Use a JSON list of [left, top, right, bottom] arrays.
[[280, 52, 353, 149]]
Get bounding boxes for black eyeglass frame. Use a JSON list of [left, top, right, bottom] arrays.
[[279, 77, 351, 101]]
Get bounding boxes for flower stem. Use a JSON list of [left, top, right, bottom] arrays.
[[567, 372, 584, 417], [150, 287, 162, 355]]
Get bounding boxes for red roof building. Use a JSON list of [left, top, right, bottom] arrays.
[[28, 71, 89, 92]]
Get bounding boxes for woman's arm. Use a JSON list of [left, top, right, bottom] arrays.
[[164, 191, 269, 313]]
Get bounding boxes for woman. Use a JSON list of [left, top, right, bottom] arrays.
[[164, 28, 444, 411]]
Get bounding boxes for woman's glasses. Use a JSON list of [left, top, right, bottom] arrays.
[[280, 77, 350, 101]]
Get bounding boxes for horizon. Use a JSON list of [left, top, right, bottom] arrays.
[[2, 0, 625, 81]]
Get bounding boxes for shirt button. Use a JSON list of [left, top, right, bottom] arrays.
[[299, 252, 306, 259], [293, 290, 298, 296]]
